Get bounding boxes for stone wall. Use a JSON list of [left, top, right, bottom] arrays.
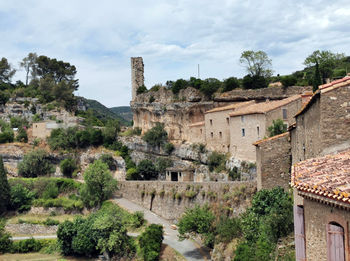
[[255, 132, 291, 191], [118, 180, 256, 222], [303, 198, 350, 260], [131, 57, 144, 101]]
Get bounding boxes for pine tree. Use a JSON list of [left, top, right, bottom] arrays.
[[0, 156, 10, 214], [313, 61, 322, 92]]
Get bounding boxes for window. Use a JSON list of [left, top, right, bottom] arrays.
[[294, 206, 306, 261], [210, 119, 213, 125], [283, 108, 287, 120], [219, 131, 222, 138], [327, 222, 345, 261], [226, 118, 229, 125], [241, 115, 245, 122], [242, 128, 245, 137], [257, 126, 260, 136], [200, 129, 202, 134], [211, 132, 213, 138]]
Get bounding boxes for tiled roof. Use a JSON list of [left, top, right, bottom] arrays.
[[291, 149, 350, 205], [253, 132, 289, 146], [188, 121, 205, 127], [295, 76, 350, 117], [205, 101, 254, 114], [229, 95, 301, 117]]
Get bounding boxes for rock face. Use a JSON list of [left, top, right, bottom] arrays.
[[131, 86, 312, 142]]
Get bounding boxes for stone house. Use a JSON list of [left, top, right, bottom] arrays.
[[291, 76, 350, 164], [204, 101, 254, 153], [291, 150, 350, 261], [188, 121, 205, 144], [229, 94, 304, 162], [32, 120, 78, 139], [254, 132, 291, 191]]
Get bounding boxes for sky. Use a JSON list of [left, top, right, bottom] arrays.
[[1, 1, 350, 107]]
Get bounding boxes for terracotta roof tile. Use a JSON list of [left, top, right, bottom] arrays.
[[205, 101, 254, 114], [229, 95, 301, 117], [253, 132, 289, 146], [292, 149, 350, 205]]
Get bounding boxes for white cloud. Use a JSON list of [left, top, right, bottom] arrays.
[[1, 0, 350, 106]]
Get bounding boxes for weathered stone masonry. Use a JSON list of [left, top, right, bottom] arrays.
[[118, 181, 256, 221]]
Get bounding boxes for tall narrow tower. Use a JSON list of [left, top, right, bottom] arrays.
[[131, 57, 144, 101]]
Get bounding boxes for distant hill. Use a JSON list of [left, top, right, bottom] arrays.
[[79, 97, 131, 126], [109, 106, 133, 122]]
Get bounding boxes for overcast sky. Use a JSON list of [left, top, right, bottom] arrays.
[[1, 1, 350, 107]]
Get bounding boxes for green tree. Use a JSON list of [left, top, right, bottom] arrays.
[[240, 51, 273, 78], [0, 220, 11, 253], [18, 149, 54, 177], [0, 157, 10, 214], [139, 224, 164, 261], [172, 79, 188, 94], [20, 53, 38, 86], [16, 127, 28, 143], [9, 184, 35, 212], [199, 78, 222, 98], [142, 123, 168, 147], [102, 119, 120, 146], [80, 160, 118, 208], [280, 75, 297, 87], [137, 160, 158, 180], [313, 61, 322, 92], [223, 77, 240, 92], [0, 58, 16, 83], [60, 158, 77, 178], [267, 119, 287, 137], [178, 204, 215, 246], [304, 50, 345, 83], [242, 74, 268, 89]]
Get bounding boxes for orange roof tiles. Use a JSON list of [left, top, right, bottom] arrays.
[[205, 101, 254, 114], [292, 149, 350, 205], [188, 121, 205, 127], [229, 95, 301, 117], [253, 132, 289, 146]]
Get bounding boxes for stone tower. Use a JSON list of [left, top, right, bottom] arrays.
[[131, 57, 144, 101]]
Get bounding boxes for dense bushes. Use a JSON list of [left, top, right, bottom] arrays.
[[0, 220, 11, 253], [60, 158, 77, 177], [18, 149, 54, 177], [9, 184, 36, 212], [80, 160, 118, 208], [142, 123, 168, 147], [208, 151, 227, 172], [57, 202, 136, 259], [0, 157, 10, 214], [0, 120, 14, 144], [139, 224, 164, 261], [267, 119, 287, 137]]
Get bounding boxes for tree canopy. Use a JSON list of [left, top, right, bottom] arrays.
[[240, 50, 273, 78]]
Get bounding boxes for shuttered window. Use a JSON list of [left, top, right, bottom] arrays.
[[327, 222, 345, 261], [294, 205, 306, 261]]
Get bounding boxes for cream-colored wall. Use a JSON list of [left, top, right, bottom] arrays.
[[205, 110, 232, 153], [188, 125, 205, 144], [230, 114, 266, 162], [32, 122, 52, 139]]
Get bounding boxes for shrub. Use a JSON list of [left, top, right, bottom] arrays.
[[42, 181, 59, 199], [15, 127, 28, 143], [280, 75, 297, 87], [80, 160, 118, 208], [9, 184, 35, 212], [0, 220, 11, 253], [60, 158, 77, 178], [0, 129, 14, 143], [199, 78, 222, 98], [223, 77, 240, 92], [130, 211, 145, 228], [178, 204, 215, 246], [172, 79, 188, 94], [208, 151, 226, 172], [100, 154, 116, 171], [18, 149, 54, 177], [10, 238, 42, 253], [142, 123, 168, 147], [10, 117, 28, 128], [149, 96, 155, 103], [267, 119, 287, 137], [215, 216, 241, 243], [164, 142, 174, 154], [137, 85, 147, 95], [0, 157, 10, 214], [126, 168, 140, 180], [242, 74, 268, 89], [139, 224, 164, 261], [137, 160, 158, 180]]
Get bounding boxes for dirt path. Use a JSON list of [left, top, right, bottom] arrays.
[[112, 197, 211, 261]]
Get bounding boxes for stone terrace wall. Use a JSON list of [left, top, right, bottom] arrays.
[[255, 132, 291, 191], [118, 181, 256, 222]]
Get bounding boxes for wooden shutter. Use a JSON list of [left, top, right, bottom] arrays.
[[327, 223, 345, 261], [294, 205, 306, 261]]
